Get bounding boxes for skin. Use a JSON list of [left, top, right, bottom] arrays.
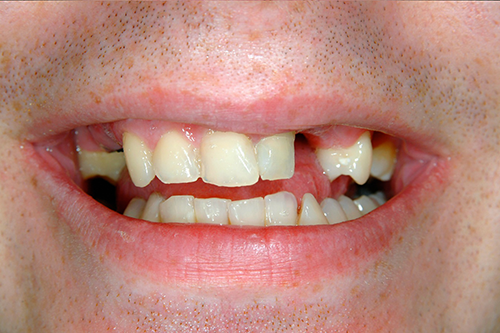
[[0, 1, 499, 332]]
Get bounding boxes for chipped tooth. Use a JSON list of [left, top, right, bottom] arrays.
[[78, 150, 126, 183], [228, 197, 265, 226], [353, 195, 379, 216], [297, 193, 328, 225], [123, 197, 146, 219], [337, 195, 362, 220], [369, 191, 387, 205], [264, 191, 298, 226], [194, 198, 230, 225], [153, 131, 200, 184], [316, 131, 372, 185], [200, 131, 259, 187], [123, 132, 155, 188], [320, 198, 348, 225], [140, 193, 164, 222], [256, 132, 295, 180], [370, 141, 397, 181], [159, 195, 196, 223]]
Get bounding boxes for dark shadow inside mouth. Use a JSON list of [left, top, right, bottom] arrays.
[[87, 177, 117, 211]]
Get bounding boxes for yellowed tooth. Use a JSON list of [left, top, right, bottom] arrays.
[[370, 141, 397, 181], [264, 191, 298, 226], [123, 132, 155, 188], [159, 195, 196, 223], [228, 197, 265, 226], [320, 198, 348, 225], [140, 193, 164, 222], [297, 193, 328, 226], [256, 132, 295, 181], [78, 150, 126, 183]]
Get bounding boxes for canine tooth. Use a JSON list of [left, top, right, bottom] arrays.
[[123, 132, 155, 187], [316, 131, 372, 185], [256, 132, 295, 180], [140, 193, 164, 222], [370, 141, 397, 181], [194, 198, 230, 225], [264, 191, 298, 226], [159, 195, 196, 223], [228, 197, 265, 226], [297, 193, 328, 225], [200, 131, 259, 187], [337, 195, 362, 220], [123, 197, 146, 219], [369, 191, 387, 205], [78, 150, 126, 183], [153, 131, 200, 184], [353, 195, 379, 215], [320, 198, 348, 225]]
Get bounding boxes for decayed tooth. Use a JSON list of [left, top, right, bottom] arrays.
[[320, 198, 348, 225], [200, 131, 259, 187], [153, 131, 200, 184], [297, 193, 328, 226], [369, 191, 387, 205], [370, 141, 397, 181], [256, 132, 295, 181], [264, 191, 298, 226], [337, 195, 362, 220], [228, 197, 265, 226], [140, 193, 164, 222], [78, 150, 126, 183], [316, 131, 372, 185], [159, 195, 196, 223], [353, 195, 379, 216], [194, 198, 230, 225], [123, 197, 146, 219], [123, 132, 155, 188]]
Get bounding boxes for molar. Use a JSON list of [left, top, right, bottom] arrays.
[[256, 132, 295, 181], [78, 149, 126, 183], [123, 132, 155, 188]]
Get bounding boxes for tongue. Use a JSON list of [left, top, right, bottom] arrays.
[[116, 136, 351, 212]]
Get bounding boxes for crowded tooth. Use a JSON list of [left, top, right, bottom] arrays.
[[353, 195, 379, 216], [264, 191, 298, 226], [337, 195, 362, 220], [256, 132, 295, 180], [78, 150, 126, 183], [320, 198, 348, 225], [194, 198, 230, 225], [200, 131, 259, 187], [159, 195, 196, 223], [123, 197, 146, 219], [297, 193, 328, 225], [123, 132, 155, 187], [140, 193, 164, 222], [228, 197, 265, 226], [153, 131, 200, 184], [316, 131, 372, 185], [370, 141, 397, 181]]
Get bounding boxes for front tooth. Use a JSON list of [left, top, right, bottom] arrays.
[[123, 197, 146, 219], [78, 150, 126, 183], [353, 195, 379, 216], [264, 191, 298, 226], [194, 198, 230, 225], [159, 195, 196, 223], [337, 195, 362, 220], [123, 132, 155, 187], [320, 198, 348, 225], [228, 197, 265, 226], [370, 141, 397, 181], [315, 131, 372, 185], [256, 132, 295, 180], [153, 131, 200, 184], [140, 193, 164, 222], [297, 193, 328, 225], [200, 131, 259, 187]]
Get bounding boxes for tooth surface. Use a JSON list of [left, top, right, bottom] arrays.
[[159, 195, 196, 223], [153, 131, 200, 184], [264, 191, 298, 226], [228, 197, 265, 226], [369, 191, 387, 205], [256, 132, 295, 181], [353, 195, 379, 216], [370, 141, 397, 181], [194, 198, 230, 225], [316, 131, 372, 185], [140, 193, 164, 222], [200, 131, 259, 187], [78, 150, 126, 183], [337, 195, 362, 220], [297, 193, 328, 225], [123, 132, 155, 187], [320, 198, 348, 225], [123, 197, 146, 219]]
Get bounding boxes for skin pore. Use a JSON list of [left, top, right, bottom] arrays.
[[0, 1, 499, 332]]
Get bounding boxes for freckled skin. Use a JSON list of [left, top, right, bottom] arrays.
[[0, 2, 499, 332]]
